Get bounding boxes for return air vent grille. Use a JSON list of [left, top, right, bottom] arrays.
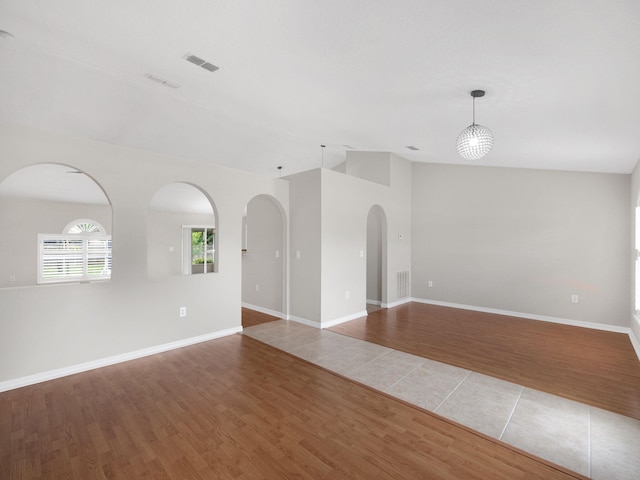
[[184, 53, 220, 73], [397, 271, 410, 299]]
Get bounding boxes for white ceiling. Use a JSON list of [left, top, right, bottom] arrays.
[[1, 0, 639, 177]]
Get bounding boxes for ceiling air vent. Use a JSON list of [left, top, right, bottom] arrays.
[[184, 53, 220, 73], [145, 73, 181, 89], [406, 146, 420, 151]]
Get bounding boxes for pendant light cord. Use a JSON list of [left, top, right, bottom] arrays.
[[472, 95, 476, 125]]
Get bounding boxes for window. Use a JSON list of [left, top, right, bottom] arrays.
[[37, 220, 112, 284], [183, 226, 215, 274]]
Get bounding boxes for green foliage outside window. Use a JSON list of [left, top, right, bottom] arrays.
[[191, 229, 214, 265]]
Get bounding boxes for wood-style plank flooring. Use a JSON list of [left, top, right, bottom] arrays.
[[241, 307, 279, 328], [0, 333, 586, 480], [329, 302, 640, 420]]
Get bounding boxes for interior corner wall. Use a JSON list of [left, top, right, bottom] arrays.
[[411, 163, 630, 328], [0, 123, 289, 386]]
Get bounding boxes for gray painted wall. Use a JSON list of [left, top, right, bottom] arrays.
[[411, 163, 630, 327], [288, 169, 322, 323], [630, 160, 640, 344], [0, 124, 289, 384]]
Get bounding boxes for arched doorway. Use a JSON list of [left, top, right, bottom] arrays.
[[366, 205, 387, 311], [242, 195, 286, 325]]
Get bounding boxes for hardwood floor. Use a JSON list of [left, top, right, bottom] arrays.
[[241, 307, 279, 328], [0, 333, 585, 479], [329, 302, 640, 420]]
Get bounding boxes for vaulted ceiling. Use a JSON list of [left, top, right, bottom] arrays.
[[1, 0, 639, 177]]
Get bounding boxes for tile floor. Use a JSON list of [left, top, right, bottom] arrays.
[[242, 320, 640, 480]]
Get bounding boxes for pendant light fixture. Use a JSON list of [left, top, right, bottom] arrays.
[[456, 90, 494, 160]]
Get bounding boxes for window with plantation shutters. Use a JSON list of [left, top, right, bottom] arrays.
[[37, 220, 112, 284]]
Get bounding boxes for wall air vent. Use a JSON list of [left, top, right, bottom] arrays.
[[397, 271, 410, 299], [145, 73, 181, 89], [184, 53, 220, 73]]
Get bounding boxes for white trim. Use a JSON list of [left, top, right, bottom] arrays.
[[321, 310, 368, 329], [0, 327, 241, 393], [630, 331, 640, 361], [411, 297, 631, 334], [630, 317, 640, 361], [382, 297, 412, 309], [287, 314, 321, 328], [241, 302, 284, 319], [366, 299, 382, 306]]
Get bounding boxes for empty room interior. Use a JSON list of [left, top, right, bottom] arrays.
[[1, 1, 640, 479]]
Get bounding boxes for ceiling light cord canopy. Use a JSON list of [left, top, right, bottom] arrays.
[[456, 90, 494, 160]]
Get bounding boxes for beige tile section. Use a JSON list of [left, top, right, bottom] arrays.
[[313, 340, 391, 375], [346, 350, 426, 391], [501, 388, 590, 477], [243, 320, 309, 343], [591, 407, 640, 480], [435, 372, 523, 438], [385, 359, 470, 411]]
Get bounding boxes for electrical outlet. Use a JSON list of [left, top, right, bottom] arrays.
[[179, 306, 187, 317], [571, 295, 579, 304], [256, 284, 260, 292], [428, 280, 433, 288], [345, 290, 350, 299]]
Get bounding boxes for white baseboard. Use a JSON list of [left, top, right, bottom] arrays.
[[366, 299, 382, 306], [630, 316, 640, 362], [321, 310, 368, 329], [412, 297, 631, 335], [287, 314, 322, 329], [241, 302, 285, 319], [0, 326, 242, 393], [382, 297, 412, 309]]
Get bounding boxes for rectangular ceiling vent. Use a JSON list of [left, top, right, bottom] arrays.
[[145, 73, 181, 89], [184, 53, 220, 73]]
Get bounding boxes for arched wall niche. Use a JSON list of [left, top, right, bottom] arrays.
[[0, 163, 113, 287], [242, 194, 287, 317], [147, 182, 218, 278], [366, 204, 388, 306]]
